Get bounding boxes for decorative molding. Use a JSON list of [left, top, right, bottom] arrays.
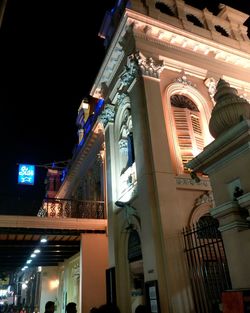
[[129, 13, 250, 67], [98, 104, 115, 127], [176, 176, 211, 188], [91, 9, 250, 98], [173, 73, 197, 88], [194, 191, 214, 208]]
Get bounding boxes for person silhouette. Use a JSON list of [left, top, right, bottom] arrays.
[[97, 304, 120, 313], [65, 303, 77, 313], [44, 302, 54, 313], [135, 304, 147, 313]]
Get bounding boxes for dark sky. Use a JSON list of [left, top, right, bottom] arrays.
[[0, 0, 249, 215]]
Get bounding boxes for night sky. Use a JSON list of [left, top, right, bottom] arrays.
[[0, 0, 249, 215]]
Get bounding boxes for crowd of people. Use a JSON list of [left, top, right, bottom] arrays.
[[45, 300, 148, 313], [0, 300, 147, 313]]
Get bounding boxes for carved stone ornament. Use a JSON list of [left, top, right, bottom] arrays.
[[204, 77, 218, 102], [209, 79, 250, 138], [98, 104, 115, 127], [120, 53, 140, 87], [119, 138, 128, 152], [117, 92, 130, 107], [119, 51, 164, 89], [135, 51, 163, 78], [194, 191, 214, 208], [173, 74, 196, 88]]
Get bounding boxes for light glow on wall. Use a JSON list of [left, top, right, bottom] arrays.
[[49, 279, 59, 290], [18, 164, 35, 185]]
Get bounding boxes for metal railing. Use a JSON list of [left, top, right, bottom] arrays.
[[37, 198, 105, 219], [183, 219, 231, 313]]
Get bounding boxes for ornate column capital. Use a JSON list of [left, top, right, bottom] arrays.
[[135, 51, 164, 78], [119, 51, 164, 92], [98, 104, 115, 128]]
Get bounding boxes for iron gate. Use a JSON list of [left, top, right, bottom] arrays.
[[183, 216, 231, 313]]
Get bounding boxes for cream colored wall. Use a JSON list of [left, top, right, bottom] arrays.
[[80, 233, 108, 313], [208, 149, 250, 206], [39, 267, 59, 313], [57, 254, 80, 313], [222, 228, 250, 288]]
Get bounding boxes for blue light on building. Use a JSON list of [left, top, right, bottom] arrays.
[[18, 164, 35, 185]]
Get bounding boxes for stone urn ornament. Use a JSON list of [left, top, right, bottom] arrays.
[[209, 79, 250, 138]]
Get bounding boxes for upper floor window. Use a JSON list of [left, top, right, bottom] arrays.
[[171, 94, 204, 170], [118, 108, 135, 175]]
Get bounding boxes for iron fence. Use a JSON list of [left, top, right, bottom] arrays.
[[37, 198, 105, 219], [183, 218, 231, 313]]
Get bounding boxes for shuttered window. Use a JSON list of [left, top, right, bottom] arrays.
[[171, 95, 204, 170]]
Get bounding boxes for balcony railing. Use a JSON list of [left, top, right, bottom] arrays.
[[37, 198, 105, 219]]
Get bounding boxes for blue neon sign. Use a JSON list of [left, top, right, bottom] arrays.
[[18, 164, 35, 185]]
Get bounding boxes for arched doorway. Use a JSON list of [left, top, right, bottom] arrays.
[[128, 230, 145, 313]]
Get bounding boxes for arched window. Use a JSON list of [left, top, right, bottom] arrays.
[[171, 94, 204, 169]]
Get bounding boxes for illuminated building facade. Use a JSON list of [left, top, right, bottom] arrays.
[[88, 0, 250, 312], [40, 1, 250, 312]]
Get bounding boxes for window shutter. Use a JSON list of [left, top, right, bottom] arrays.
[[172, 107, 204, 169], [190, 113, 204, 152]]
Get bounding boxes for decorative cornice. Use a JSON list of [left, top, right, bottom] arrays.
[[98, 104, 115, 128], [128, 13, 250, 68], [91, 9, 250, 99]]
